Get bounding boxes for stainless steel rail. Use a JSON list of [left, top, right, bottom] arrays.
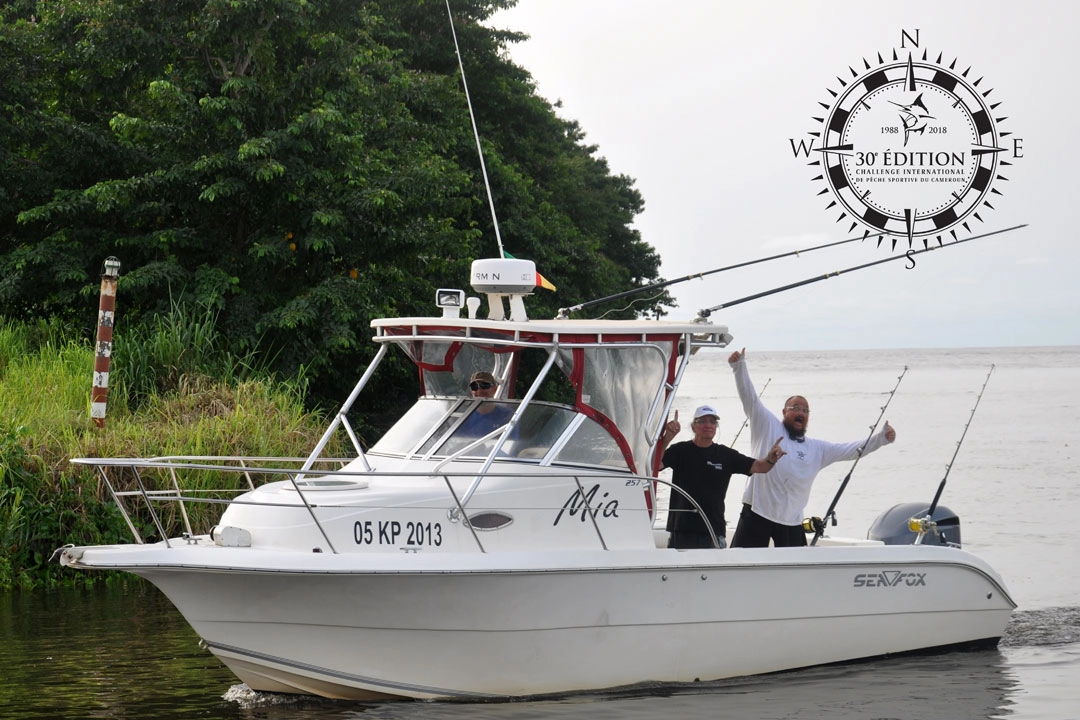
[[70, 457, 722, 553]]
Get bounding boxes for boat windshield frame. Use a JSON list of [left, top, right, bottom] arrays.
[[368, 396, 633, 472], [291, 316, 732, 510]]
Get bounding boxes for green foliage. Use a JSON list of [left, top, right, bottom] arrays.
[[0, 0, 667, 415], [0, 423, 131, 591], [112, 296, 277, 410], [0, 318, 335, 591], [0, 424, 33, 591], [0, 418, 132, 591]]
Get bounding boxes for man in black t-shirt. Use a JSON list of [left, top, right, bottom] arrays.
[[658, 405, 784, 549]]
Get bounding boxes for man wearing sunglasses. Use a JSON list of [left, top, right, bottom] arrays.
[[658, 405, 785, 549], [468, 371, 499, 398], [457, 371, 514, 439], [727, 348, 897, 548]]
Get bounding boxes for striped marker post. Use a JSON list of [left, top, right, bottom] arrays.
[[91, 257, 121, 428]]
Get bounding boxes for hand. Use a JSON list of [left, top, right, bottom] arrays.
[[766, 436, 786, 465], [883, 420, 896, 443], [728, 347, 745, 365], [662, 410, 681, 440]]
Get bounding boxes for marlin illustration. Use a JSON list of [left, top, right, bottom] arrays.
[[889, 93, 934, 147]]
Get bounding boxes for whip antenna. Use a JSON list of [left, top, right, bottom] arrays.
[[444, 0, 504, 257], [810, 366, 908, 546]]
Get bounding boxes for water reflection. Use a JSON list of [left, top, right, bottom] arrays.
[[1, 584, 1045, 720], [0, 583, 237, 720], [222, 651, 1021, 720], [218, 650, 1023, 720]]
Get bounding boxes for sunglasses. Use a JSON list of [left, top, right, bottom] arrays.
[[470, 381, 494, 391]]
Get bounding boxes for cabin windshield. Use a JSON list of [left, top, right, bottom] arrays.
[[374, 326, 683, 474], [369, 397, 630, 470]]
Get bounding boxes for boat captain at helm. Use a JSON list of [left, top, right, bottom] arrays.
[[468, 370, 499, 398], [457, 371, 513, 437], [658, 405, 785, 549], [727, 348, 897, 548]]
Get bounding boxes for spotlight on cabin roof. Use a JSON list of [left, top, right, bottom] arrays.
[[435, 288, 465, 318]]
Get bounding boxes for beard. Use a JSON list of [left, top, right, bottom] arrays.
[[785, 422, 806, 440]]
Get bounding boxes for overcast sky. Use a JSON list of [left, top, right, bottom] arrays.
[[487, 0, 1077, 350]]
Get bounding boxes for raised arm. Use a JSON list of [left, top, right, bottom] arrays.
[[819, 421, 897, 467], [728, 348, 768, 423]]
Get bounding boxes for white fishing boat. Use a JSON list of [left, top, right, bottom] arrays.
[[58, 3, 1018, 698], [59, 256, 1015, 700]]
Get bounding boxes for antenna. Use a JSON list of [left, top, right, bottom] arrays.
[[444, 0, 505, 258]]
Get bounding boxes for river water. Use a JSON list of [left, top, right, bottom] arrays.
[[2, 347, 1078, 719]]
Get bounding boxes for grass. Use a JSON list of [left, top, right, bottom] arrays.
[[0, 311, 343, 591]]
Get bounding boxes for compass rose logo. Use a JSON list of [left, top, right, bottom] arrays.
[[788, 29, 1024, 250]]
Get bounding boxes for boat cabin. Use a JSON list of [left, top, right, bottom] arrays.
[[214, 259, 733, 554]]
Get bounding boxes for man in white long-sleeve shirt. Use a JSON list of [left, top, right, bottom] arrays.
[[727, 348, 897, 547]]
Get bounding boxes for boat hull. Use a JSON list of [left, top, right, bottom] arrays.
[[62, 543, 1014, 700]]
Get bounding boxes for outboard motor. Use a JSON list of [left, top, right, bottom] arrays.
[[867, 502, 961, 547]]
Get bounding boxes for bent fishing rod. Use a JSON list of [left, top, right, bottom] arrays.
[[809, 366, 908, 546], [698, 224, 1028, 318], [556, 230, 889, 319], [912, 364, 995, 545]]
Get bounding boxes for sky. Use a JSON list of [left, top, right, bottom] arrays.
[[486, 0, 1079, 350]]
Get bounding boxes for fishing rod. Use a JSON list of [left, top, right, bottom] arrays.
[[730, 377, 770, 446], [698, 224, 1029, 318], [556, 230, 889, 319], [809, 366, 908, 546], [911, 364, 995, 545]]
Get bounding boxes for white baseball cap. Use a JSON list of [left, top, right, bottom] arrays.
[[693, 404, 719, 421]]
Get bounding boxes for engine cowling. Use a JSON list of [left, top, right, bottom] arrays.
[[868, 502, 962, 547]]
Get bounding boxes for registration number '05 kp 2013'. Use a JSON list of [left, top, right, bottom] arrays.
[[353, 520, 443, 547]]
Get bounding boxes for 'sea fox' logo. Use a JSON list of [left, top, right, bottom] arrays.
[[853, 570, 927, 588]]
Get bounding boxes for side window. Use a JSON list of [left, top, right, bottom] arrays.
[[505, 404, 573, 459], [554, 419, 629, 470]]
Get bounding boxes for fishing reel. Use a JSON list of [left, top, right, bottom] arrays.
[[868, 503, 962, 547], [907, 515, 936, 535], [802, 516, 826, 535], [907, 514, 951, 546]]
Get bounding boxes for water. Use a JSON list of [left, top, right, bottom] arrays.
[[2, 347, 1078, 719]]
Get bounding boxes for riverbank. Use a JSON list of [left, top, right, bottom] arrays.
[[0, 316, 338, 591]]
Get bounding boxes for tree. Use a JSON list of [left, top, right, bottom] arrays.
[[0, 0, 666, 412]]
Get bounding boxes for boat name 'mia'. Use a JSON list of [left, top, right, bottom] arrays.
[[554, 484, 621, 525]]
